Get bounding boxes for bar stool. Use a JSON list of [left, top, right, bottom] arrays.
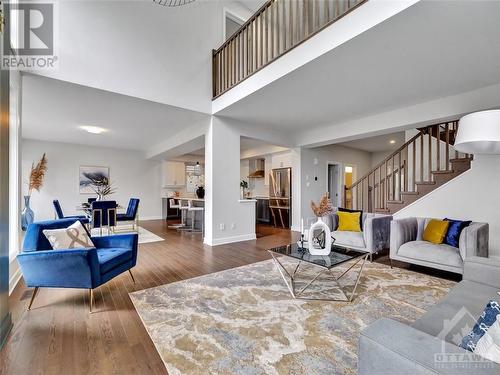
[[177, 199, 191, 231], [167, 198, 183, 229], [187, 200, 204, 235]]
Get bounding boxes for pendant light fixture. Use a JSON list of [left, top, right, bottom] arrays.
[[194, 161, 201, 176], [455, 110, 500, 154]]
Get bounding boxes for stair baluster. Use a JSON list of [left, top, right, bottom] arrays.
[[345, 121, 473, 214]]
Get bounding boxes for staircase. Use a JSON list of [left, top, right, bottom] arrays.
[[344, 121, 473, 214]]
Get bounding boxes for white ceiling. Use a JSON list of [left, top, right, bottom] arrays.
[[216, 1, 500, 130], [185, 136, 286, 157], [32, 0, 259, 114], [338, 131, 406, 153], [22, 74, 209, 151]]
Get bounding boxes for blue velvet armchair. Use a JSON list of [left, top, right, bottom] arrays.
[[17, 218, 138, 312]]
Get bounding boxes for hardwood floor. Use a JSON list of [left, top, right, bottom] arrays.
[[0, 221, 296, 375], [0, 221, 460, 375]]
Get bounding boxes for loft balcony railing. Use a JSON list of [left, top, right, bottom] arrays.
[[212, 0, 368, 98]]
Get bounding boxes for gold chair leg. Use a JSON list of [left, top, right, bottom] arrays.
[[128, 269, 136, 284], [89, 289, 94, 313], [27, 287, 39, 311]]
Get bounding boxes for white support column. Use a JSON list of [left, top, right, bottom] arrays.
[[204, 117, 256, 246]]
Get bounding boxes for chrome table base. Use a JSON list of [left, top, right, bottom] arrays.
[[268, 251, 369, 302]]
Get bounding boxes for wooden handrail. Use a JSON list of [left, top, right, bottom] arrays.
[[344, 120, 471, 213], [212, 0, 369, 98], [349, 132, 421, 189]]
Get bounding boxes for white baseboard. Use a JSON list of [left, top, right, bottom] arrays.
[[139, 215, 163, 221], [204, 233, 257, 246], [290, 224, 301, 232], [9, 267, 22, 296]]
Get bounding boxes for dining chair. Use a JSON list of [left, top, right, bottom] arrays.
[[116, 198, 140, 232], [52, 199, 89, 226], [91, 200, 117, 236]]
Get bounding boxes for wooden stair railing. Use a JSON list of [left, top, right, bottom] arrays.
[[212, 0, 368, 99], [344, 121, 473, 214]]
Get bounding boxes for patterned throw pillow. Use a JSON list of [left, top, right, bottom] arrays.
[[43, 221, 95, 250], [474, 314, 500, 364], [460, 300, 500, 351]]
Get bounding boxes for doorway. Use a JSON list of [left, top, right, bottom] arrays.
[[327, 163, 341, 207], [224, 11, 244, 40]]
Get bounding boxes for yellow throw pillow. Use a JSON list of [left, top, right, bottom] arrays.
[[422, 219, 450, 244], [337, 211, 362, 232]]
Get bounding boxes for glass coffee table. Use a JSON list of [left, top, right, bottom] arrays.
[[267, 242, 369, 302]]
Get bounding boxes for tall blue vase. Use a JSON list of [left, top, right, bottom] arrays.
[[21, 195, 34, 231]]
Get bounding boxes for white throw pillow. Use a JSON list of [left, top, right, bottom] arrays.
[[474, 314, 500, 364], [43, 221, 95, 250]]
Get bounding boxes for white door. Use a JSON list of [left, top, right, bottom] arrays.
[[327, 164, 340, 206]]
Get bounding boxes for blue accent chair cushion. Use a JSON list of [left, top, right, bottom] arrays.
[[18, 219, 138, 290], [460, 300, 500, 351], [444, 218, 472, 248]]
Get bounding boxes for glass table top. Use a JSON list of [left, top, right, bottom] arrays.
[[267, 242, 367, 270]]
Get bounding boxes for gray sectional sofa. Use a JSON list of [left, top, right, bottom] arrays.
[[390, 217, 489, 274], [359, 256, 500, 374]]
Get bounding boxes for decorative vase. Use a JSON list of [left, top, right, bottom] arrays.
[[308, 217, 332, 255], [240, 187, 245, 199], [196, 186, 205, 199], [21, 195, 34, 231]]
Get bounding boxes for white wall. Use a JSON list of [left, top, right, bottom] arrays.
[[394, 155, 500, 258], [34, 0, 252, 114], [301, 144, 373, 221], [301, 145, 371, 219], [22, 140, 162, 221], [370, 150, 393, 168]]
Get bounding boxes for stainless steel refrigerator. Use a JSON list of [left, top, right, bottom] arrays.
[[269, 167, 291, 228]]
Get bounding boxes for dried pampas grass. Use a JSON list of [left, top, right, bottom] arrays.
[[311, 192, 334, 217], [28, 153, 48, 195]]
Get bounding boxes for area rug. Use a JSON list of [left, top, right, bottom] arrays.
[[130, 258, 455, 375], [91, 226, 164, 244]]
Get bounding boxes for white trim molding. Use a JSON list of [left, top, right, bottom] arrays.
[[204, 233, 257, 246]]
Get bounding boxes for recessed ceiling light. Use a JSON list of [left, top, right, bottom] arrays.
[[79, 125, 108, 134], [389, 139, 396, 144]]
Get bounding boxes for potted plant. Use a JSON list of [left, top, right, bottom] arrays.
[[22, 153, 48, 230], [240, 180, 248, 199]]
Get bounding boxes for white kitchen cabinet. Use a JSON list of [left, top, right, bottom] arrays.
[[162, 161, 186, 187]]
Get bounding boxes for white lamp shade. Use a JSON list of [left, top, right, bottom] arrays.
[[455, 110, 500, 154]]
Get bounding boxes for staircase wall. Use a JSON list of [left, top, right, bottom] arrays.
[[393, 155, 500, 257]]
